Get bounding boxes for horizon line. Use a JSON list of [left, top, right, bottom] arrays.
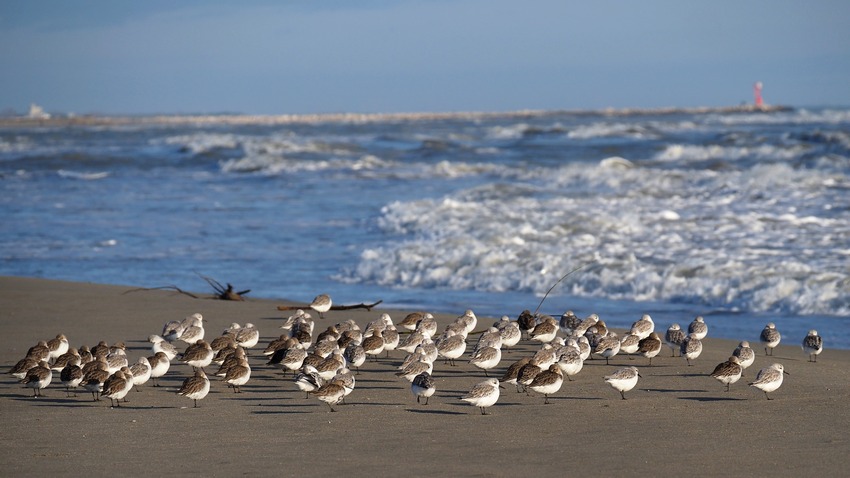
[[0, 103, 792, 127]]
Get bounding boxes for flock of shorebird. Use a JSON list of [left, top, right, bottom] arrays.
[[8, 293, 825, 413]]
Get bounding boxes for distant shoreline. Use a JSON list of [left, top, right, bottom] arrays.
[[0, 104, 791, 128]]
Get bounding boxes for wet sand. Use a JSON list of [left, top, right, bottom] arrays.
[[1, 276, 848, 476]]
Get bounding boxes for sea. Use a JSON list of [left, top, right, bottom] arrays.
[[2, 106, 849, 348]]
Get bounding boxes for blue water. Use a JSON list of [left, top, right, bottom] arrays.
[[2, 107, 849, 348]]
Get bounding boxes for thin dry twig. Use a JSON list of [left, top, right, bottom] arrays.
[[277, 300, 383, 312]]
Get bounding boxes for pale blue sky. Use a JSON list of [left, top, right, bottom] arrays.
[[1, 1, 848, 115]]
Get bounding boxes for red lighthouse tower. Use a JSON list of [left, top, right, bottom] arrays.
[[753, 82, 764, 108]]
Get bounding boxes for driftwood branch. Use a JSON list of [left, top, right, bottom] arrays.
[[277, 300, 383, 312], [123, 273, 251, 301], [122, 285, 201, 299], [196, 272, 249, 301]]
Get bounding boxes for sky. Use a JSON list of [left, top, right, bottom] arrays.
[[1, 0, 849, 115]]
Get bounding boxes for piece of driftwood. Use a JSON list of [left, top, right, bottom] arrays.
[[123, 273, 250, 301], [277, 300, 383, 312], [122, 285, 201, 298], [198, 273, 250, 301]]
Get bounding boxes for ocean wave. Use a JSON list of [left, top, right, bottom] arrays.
[[159, 132, 354, 158], [57, 170, 110, 180], [345, 161, 850, 316], [567, 122, 660, 140], [653, 143, 809, 163], [161, 133, 241, 154], [706, 108, 850, 126]]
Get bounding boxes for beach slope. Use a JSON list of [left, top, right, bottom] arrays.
[[1, 276, 848, 476]]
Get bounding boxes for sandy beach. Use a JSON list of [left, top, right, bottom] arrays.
[[1, 276, 848, 476]]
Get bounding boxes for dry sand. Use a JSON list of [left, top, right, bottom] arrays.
[[1, 276, 848, 476]]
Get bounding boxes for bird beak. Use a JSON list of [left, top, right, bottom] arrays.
[[784, 371, 790, 375], [498, 385, 505, 389]]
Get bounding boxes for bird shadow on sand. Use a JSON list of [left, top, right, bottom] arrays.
[[217, 395, 281, 402], [9, 396, 90, 407], [405, 407, 466, 415], [649, 373, 707, 378], [645, 388, 709, 393], [257, 316, 286, 322], [678, 396, 748, 402], [251, 409, 313, 415], [353, 385, 400, 391], [544, 395, 604, 402], [344, 401, 401, 407]]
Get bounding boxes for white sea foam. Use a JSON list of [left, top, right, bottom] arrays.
[[346, 157, 850, 316], [57, 170, 110, 180], [654, 143, 807, 163], [161, 133, 241, 154]]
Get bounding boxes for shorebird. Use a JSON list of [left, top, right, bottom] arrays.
[[9, 357, 39, 380], [501, 356, 532, 393], [529, 317, 559, 344], [461, 378, 502, 415], [604, 366, 640, 400], [26, 341, 50, 363], [681, 334, 703, 366], [129, 357, 152, 390], [178, 369, 210, 408], [497, 319, 521, 349], [528, 364, 564, 404], [310, 378, 346, 412], [267, 343, 307, 375], [397, 312, 428, 331], [309, 294, 332, 319], [630, 314, 655, 340], [619, 333, 641, 359], [760, 323, 781, 356], [516, 310, 537, 338], [148, 335, 178, 360], [469, 346, 501, 377], [437, 331, 466, 366], [181, 340, 214, 372], [147, 352, 170, 387], [802, 329, 823, 362], [381, 325, 400, 358], [594, 334, 621, 365], [412, 314, 437, 340], [710, 356, 744, 392], [458, 310, 478, 335], [102, 370, 131, 407], [60, 363, 83, 397], [343, 343, 366, 374], [411, 372, 436, 405], [556, 344, 584, 381], [749, 363, 788, 400], [46, 334, 70, 361], [517, 358, 543, 394], [223, 356, 251, 393], [559, 310, 581, 336], [638, 332, 663, 366], [82, 367, 110, 401], [178, 314, 205, 345], [294, 365, 323, 398], [473, 327, 502, 356], [395, 358, 433, 383], [733, 341, 756, 375], [688, 316, 708, 340], [361, 329, 385, 361], [235, 323, 260, 349], [21, 361, 52, 397], [664, 324, 685, 357]]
